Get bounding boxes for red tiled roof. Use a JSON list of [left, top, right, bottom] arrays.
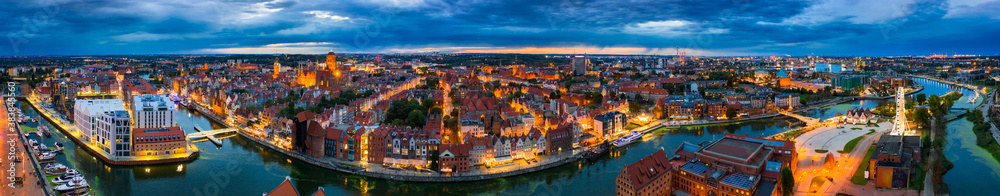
[[306, 120, 326, 137], [326, 128, 343, 140], [440, 144, 469, 157], [624, 149, 671, 189], [295, 111, 317, 121], [266, 177, 299, 196]]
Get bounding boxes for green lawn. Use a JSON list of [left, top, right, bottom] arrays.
[[850, 127, 862, 130], [851, 146, 877, 185], [625, 123, 640, 130], [20, 125, 37, 132], [840, 136, 864, 153], [867, 129, 876, 135], [815, 149, 829, 153], [910, 162, 926, 190]]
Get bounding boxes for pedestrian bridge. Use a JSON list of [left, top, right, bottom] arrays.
[[778, 111, 820, 126], [187, 126, 237, 140]]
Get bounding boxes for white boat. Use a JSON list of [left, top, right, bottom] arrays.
[[38, 151, 57, 160], [612, 131, 644, 147], [53, 178, 89, 193], [51, 170, 82, 184], [53, 142, 64, 152], [44, 163, 68, 175]]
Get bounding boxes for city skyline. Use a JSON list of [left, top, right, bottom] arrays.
[[2, 0, 1000, 56]]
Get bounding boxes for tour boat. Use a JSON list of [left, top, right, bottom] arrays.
[[54, 178, 89, 193], [45, 163, 69, 175], [51, 170, 82, 184], [612, 131, 644, 147]]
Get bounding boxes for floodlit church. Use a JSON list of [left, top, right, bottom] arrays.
[[294, 52, 343, 90]]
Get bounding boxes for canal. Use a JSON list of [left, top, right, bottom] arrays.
[[16, 77, 999, 195]]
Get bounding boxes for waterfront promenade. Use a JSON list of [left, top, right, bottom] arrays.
[[184, 99, 586, 182], [20, 98, 198, 165], [1, 98, 50, 196]]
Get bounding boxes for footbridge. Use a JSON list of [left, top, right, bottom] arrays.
[[778, 111, 820, 126], [187, 125, 237, 140]]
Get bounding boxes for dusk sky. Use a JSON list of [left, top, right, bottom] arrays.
[[2, 0, 999, 56]]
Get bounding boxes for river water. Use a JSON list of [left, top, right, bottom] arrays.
[[15, 77, 999, 195]]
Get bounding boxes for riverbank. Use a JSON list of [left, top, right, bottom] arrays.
[[183, 100, 587, 182], [20, 98, 198, 165]]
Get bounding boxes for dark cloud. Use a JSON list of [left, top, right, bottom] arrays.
[[0, 0, 997, 55]]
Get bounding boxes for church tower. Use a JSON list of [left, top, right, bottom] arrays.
[[273, 57, 281, 78]]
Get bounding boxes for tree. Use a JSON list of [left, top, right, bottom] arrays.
[[629, 101, 641, 114], [421, 98, 436, 112], [781, 167, 794, 196], [725, 107, 737, 119], [928, 95, 941, 114], [406, 110, 427, 128], [429, 151, 439, 171], [916, 93, 927, 105]]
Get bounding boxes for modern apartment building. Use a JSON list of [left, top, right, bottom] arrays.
[[96, 110, 132, 157], [74, 99, 126, 144], [133, 94, 177, 128]]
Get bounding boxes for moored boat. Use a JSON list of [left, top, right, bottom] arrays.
[[44, 163, 68, 175], [612, 131, 644, 147], [583, 141, 610, 161], [53, 142, 65, 152], [41, 126, 51, 137], [53, 178, 89, 193], [38, 151, 57, 161]]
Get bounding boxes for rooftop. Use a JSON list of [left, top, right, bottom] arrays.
[[704, 137, 764, 161], [623, 149, 671, 189], [720, 172, 758, 190], [679, 162, 711, 176]]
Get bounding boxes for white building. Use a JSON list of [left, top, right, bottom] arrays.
[[460, 119, 485, 138], [74, 99, 126, 144], [95, 110, 132, 157], [133, 94, 176, 128]]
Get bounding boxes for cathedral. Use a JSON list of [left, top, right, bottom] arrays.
[[295, 52, 342, 90]]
